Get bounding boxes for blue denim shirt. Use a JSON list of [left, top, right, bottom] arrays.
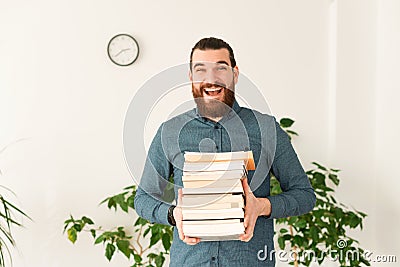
[[134, 101, 316, 266]]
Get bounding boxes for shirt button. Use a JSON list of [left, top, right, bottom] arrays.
[[214, 125, 219, 129], [215, 145, 219, 149], [211, 257, 216, 261]]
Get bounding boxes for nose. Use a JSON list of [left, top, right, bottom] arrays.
[[204, 68, 218, 84]]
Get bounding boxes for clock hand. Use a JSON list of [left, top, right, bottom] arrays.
[[113, 48, 131, 57]]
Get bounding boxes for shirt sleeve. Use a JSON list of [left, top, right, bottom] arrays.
[[134, 124, 173, 225], [266, 119, 316, 219]]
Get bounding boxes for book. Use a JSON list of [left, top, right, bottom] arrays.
[[182, 185, 243, 195], [182, 207, 244, 220], [182, 169, 246, 182], [196, 234, 243, 241], [184, 151, 255, 170], [182, 218, 242, 225], [182, 195, 244, 210], [181, 201, 243, 210], [183, 221, 245, 237], [183, 160, 246, 172], [183, 178, 242, 189], [181, 194, 244, 208]]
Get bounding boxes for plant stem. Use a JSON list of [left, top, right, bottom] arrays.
[[136, 224, 144, 256], [289, 224, 299, 267]]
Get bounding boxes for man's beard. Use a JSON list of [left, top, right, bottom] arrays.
[[192, 82, 235, 119]]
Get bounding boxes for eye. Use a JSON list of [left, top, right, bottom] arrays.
[[217, 65, 228, 71], [195, 68, 206, 72]]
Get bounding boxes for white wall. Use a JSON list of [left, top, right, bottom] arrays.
[[0, 0, 398, 266], [375, 0, 400, 259]]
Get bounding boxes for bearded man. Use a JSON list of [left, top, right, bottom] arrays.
[[134, 37, 316, 267]]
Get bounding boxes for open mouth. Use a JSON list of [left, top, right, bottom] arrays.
[[204, 87, 224, 96]]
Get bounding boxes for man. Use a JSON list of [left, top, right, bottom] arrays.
[[134, 37, 316, 266]]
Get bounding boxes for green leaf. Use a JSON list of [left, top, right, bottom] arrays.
[[143, 227, 151, 237], [350, 215, 361, 228], [288, 217, 296, 224], [117, 227, 126, 238], [150, 232, 160, 247], [116, 239, 131, 258], [286, 130, 299, 136], [328, 173, 340, 186], [105, 243, 116, 261], [357, 211, 367, 218], [333, 207, 343, 218], [312, 172, 326, 187], [278, 236, 285, 250], [90, 229, 96, 239], [312, 162, 327, 171], [134, 217, 148, 226], [82, 216, 94, 225], [296, 219, 307, 228], [280, 118, 295, 128], [279, 228, 288, 234], [73, 223, 82, 232], [120, 201, 129, 213], [155, 254, 165, 267], [67, 228, 77, 243], [94, 234, 105, 244], [127, 195, 135, 209], [134, 253, 142, 263], [310, 226, 318, 242], [162, 233, 171, 251], [106, 198, 117, 210]]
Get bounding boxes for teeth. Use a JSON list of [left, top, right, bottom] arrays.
[[205, 88, 222, 92]]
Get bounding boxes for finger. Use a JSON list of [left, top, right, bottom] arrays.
[[184, 237, 200, 245], [178, 188, 183, 206], [245, 223, 255, 240], [239, 232, 253, 242], [243, 210, 249, 228], [241, 215, 255, 242], [177, 219, 185, 240], [241, 177, 249, 192], [241, 178, 252, 197]]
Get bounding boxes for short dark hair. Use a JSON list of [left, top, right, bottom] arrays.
[[190, 37, 236, 68]]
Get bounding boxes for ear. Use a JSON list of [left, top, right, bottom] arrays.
[[189, 70, 193, 82], [233, 66, 239, 84]]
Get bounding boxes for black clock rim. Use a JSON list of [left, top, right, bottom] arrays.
[[107, 33, 140, 67]]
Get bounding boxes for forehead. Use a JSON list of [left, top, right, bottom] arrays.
[[191, 48, 231, 65]]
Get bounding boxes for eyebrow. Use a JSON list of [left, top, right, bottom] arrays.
[[192, 60, 230, 69], [193, 62, 205, 69], [216, 60, 230, 66]]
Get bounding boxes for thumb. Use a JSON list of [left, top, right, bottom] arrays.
[[242, 178, 251, 195], [178, 188, 183, 206]]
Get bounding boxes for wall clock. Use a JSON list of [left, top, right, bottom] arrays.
[[107, 34, 139, 66]]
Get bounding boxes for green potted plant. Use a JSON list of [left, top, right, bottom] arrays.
[[0, 141, 31, 267]]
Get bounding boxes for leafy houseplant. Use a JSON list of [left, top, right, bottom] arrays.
[[272, 119, 369, 266], [64, 186, 172, 267], [64, 118, 368, 266], [0, 142, 31, 267]]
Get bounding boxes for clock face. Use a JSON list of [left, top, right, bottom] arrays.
[[107, 34, 139, 66]]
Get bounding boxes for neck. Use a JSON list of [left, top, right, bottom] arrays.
[[206, 116, 222, 122]]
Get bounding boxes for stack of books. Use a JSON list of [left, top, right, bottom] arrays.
[[181, 151, 255, 241]]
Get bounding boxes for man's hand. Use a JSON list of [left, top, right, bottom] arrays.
[[240, 178, 272, 242], [174, 189, 201, 245]]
